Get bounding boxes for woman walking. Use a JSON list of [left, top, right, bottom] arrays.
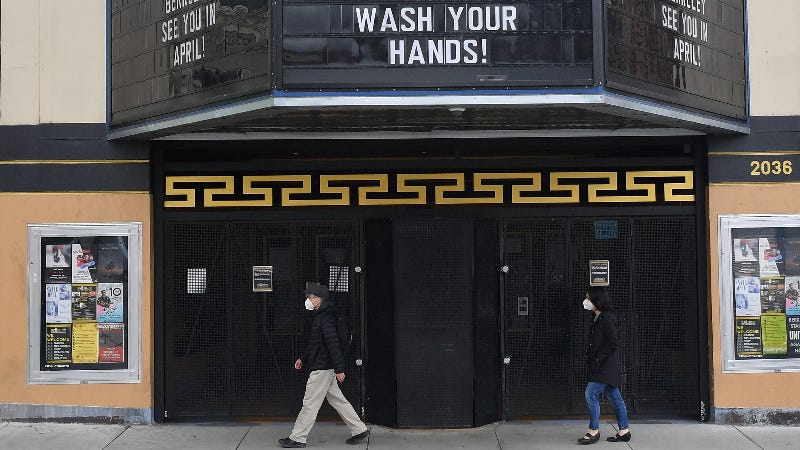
[[578, 286, 632, 445]]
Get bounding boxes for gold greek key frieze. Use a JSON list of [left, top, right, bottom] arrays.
[[164, 171, 694, 208]]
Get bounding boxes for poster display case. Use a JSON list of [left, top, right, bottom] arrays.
[[27, 223, 142, 383], [719, 215, 800, 373]]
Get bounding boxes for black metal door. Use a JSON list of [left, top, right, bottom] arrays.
[[394, 218, 474, 427], [163, 221, 363, 420], [502, 217, 698, 419]]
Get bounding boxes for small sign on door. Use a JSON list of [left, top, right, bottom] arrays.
[[253, 266, 273, 292], [589, 260, 610, 286]]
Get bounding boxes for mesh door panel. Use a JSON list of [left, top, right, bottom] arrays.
[[503, 219, 569, 418], [301, 225, 362, 417], [230, 223, 297, 417], [630, 217, 698, 415], [568, 219, 632, 415], [165, 223, 230, 418]]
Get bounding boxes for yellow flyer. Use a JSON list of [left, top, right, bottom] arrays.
[[72, 321, 99, 363]]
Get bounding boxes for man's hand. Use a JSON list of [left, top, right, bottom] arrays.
[[336, 372, 345, 382], [294, 359, 303, 370]]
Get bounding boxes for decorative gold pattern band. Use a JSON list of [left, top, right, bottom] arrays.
[[164, 171, 694, 208]]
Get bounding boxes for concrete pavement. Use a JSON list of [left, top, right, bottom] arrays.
[[0, 419, 797, 449]]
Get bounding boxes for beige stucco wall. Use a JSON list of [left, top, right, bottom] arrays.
[[708, 183, 800, 408], [0, 0, 106, 125], [748, 0, 800, 116], [0, 193, 152, 408]]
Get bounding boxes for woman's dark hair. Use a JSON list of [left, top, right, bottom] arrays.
[[587, 286, 613, 312]]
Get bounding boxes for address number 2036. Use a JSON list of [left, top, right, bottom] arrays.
[[750, 160, 793, 176]]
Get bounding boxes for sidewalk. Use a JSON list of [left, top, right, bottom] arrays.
[[0, 419, 796, 450]]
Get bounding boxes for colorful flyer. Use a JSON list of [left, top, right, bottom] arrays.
[[45, 283, 72, 323], [787, 316, 800, 357], [45, 324, 72, 364], [785, 276, 800, 315], [98, 241, 125, 278], [71, 321, 99, 364], [735, 317, 762, 359], [71, 243, 97, 283], [760, 276, 785, 314], [783, 237, 800, 276], [761, 314, 788, 356], [734, 276, 761, 316], [96, 283, 124, 323], [758, 237, 783, 276], [45, 244, 70, 268], [733, 238, 759, 277], [98, 323, 125, 363], [71, 284, 97, 321]]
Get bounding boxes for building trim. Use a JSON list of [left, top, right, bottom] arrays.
[[107, 89, 750, 140], [0, 403, 152, 425], [713, 407, 800, 426]]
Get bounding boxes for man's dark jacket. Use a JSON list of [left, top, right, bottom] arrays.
[[300, 300, 345, 374], [586, 312, 623, 387]]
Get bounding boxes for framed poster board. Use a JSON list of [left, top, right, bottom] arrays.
[[719, 215, 800, 373], [28, 223, 142, 383]]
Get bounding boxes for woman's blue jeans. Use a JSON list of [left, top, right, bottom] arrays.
[[585, 381, 629, 431]]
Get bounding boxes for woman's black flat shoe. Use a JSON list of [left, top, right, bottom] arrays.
[[607, 431, 632, 442], [578, 432, 600, 445]]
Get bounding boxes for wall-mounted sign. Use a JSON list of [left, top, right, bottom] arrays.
[[605, 0, 746, 120], [109, 0, 271, 126], [280, 1, 594, 88], [594, 220, 619, 240], [253, 265, 274, 292], [590, 260, 610, 286], [709, 154, 800, 184]]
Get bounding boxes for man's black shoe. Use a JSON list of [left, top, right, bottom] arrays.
[[345, 430, 369, 445], [278, 437, 306, 448]]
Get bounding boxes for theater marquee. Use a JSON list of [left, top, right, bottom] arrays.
[[109, 0, 747, 130]]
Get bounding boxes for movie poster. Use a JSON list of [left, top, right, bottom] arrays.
[[71, 321, 98, 364], [45, 324, 72, 364], [762, 314, 788, 356], [98, 241, 125, 279], [783, 237, 800, 276], [734, 276, 761, 316], [45, 244, 70, 268], [71, 243, 97, 283], [785, 276, 800, 315], [96, 283, 124, 323], [760, 276, 785, 314], [98, 323, 125, 363], [758, 237, 783, 276], [45, 283, 72, 323], [71, 284, 97, 321], [735, 317, 762, 359], [787, 316, 800, 357], [733, 238, 759, 276]]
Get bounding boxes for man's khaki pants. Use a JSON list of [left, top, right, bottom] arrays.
[[289, 369, 368, 443]]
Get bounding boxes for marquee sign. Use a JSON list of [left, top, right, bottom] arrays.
[[279, 1, 594, 88], [605, 0, 747, 119], [110, 0, 271, 126]]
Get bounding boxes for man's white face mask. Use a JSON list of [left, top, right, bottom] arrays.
[[304, 298, 315, 311], [582, 299, 594, 311]]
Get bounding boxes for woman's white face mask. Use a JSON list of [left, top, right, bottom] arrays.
[[582, 299, 594, 311], [304, 298, 315, 310]]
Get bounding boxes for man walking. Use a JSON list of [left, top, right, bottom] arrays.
[[279, 283, 369, 448]]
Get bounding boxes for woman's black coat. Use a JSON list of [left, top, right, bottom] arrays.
[[300, 300, 345, 374], [586, 311, 623, 387]]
